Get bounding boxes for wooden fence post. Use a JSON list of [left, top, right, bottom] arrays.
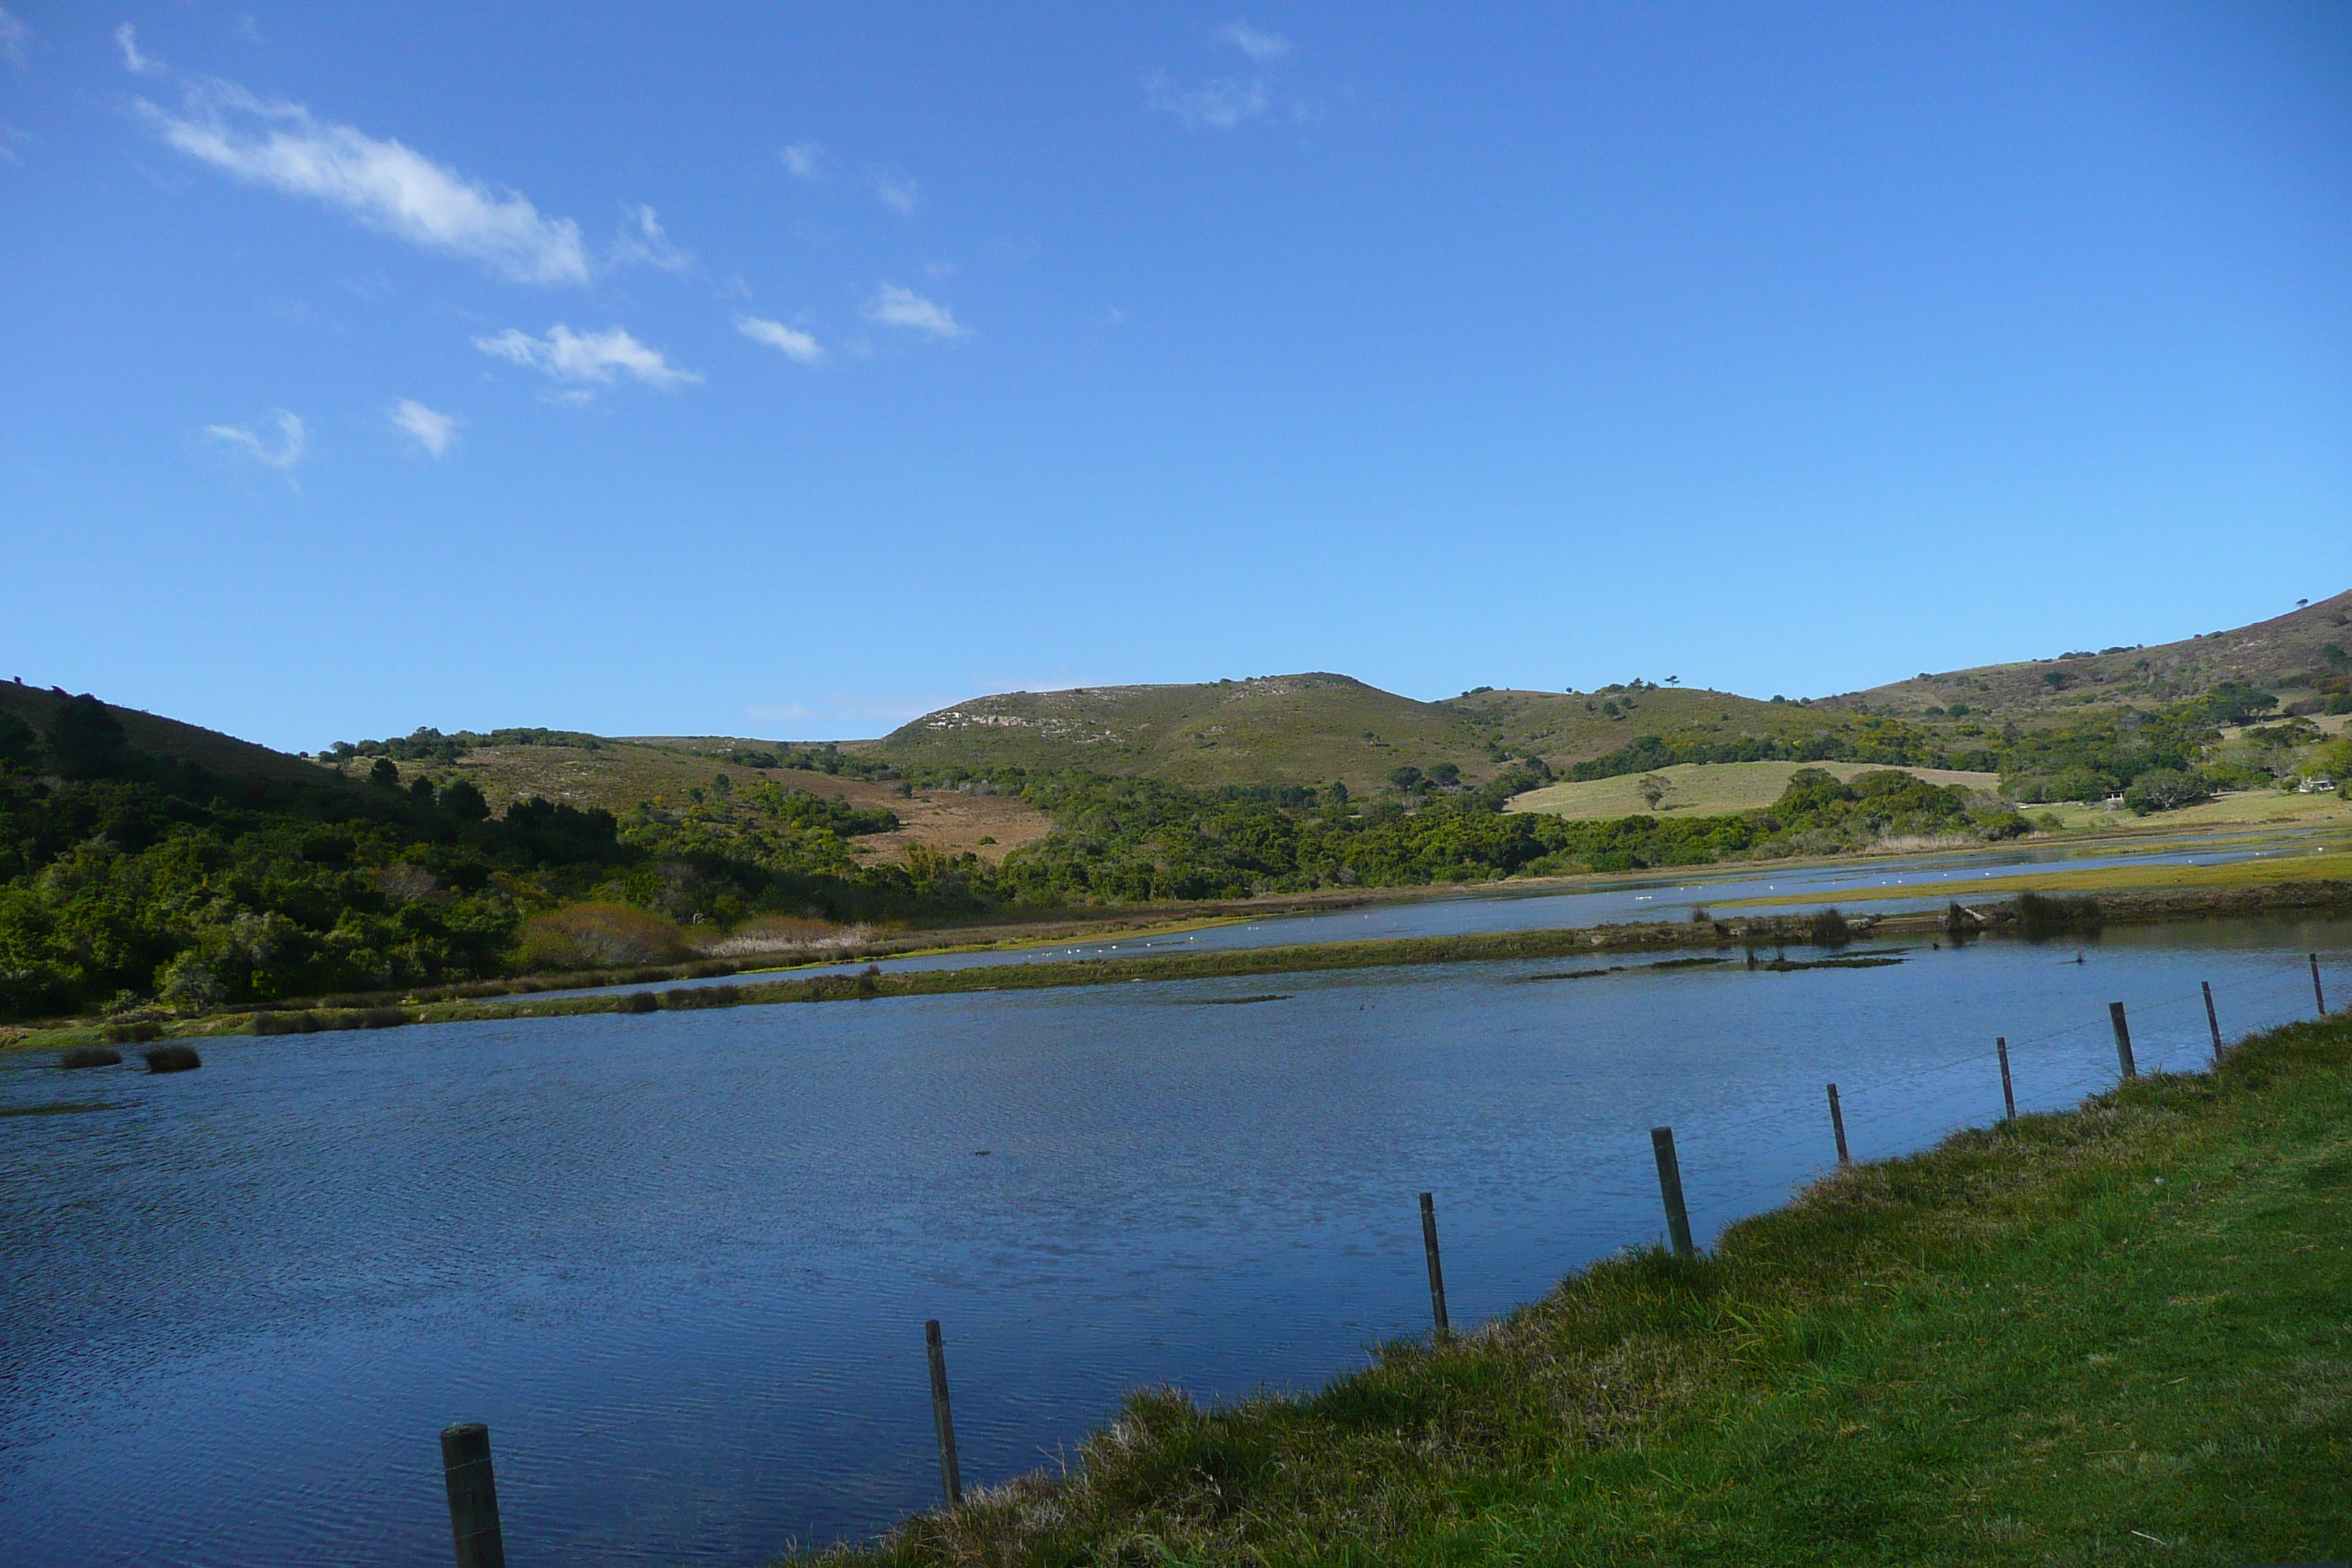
[[1996, 1037, 2016, 1122], [2315, 954, 2329, 1018], [2203, 982, 2223, 1063], [925, 1319, 963, 1509], [1825, 1083, 1850, 1166], [2109, 1001, 2136, 1079], [1651, 1126, 1695, 1258], [440, 1423, 506, 1568], [1419, 1191, 1450, 1340]]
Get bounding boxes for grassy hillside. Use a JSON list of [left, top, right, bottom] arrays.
[[808, 1009, 2352, 1567], [337, 739, 1052, 867], [1507, 758, 2001, 821], [1837, 587, 2352, 718], [0, 680, 332, 787], [862, 674, 1490, 791], [865, 675, 1877, 791]]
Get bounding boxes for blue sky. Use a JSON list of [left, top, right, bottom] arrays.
[[2, 4, 2347, 751]]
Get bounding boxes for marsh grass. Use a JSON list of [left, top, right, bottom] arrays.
[[796, 1014, 2352, 1568], [57, 1044, 121, 1068], [141, 1043, 201, 1073]]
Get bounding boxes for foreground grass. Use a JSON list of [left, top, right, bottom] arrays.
[[804, 1014, 2352, 1567]]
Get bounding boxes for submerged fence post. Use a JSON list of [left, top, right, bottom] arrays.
[[440, 1423, 506, 1568], [2109, 1001, 2136, 1080], [924, 1319, 963, 1509], [2204, 982, 2223, 1063], [1418, 1191, 1450, 1340], [1651, 1126, 1695, 1258], [2315, 954, 2329, 1018], [1825, 1083, 1850, 1166], [1997, 1037, 2016, 1122]]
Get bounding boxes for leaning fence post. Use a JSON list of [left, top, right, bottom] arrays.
[[2109, 1001, 2136, 1079], [440, 1423, 506, 1568], [2203, 982, 2223, 1063], [1651, 1126, 1695, 1258], [1825, 1083, 1850, 1166], [1996, 1036, 2016, 1122], [1418, 1191, 1451, 1340], [2315, 954, 2329, 1018], [924, 1319, 963, 1509]]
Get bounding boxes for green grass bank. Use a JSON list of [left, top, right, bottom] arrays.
[[799, 1012, 2352, 1567]]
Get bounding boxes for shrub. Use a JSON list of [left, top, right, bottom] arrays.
[[515, 904, 693, 971], [2123, 768, 2210, 815], [58, 1044, 121, 1069], [101, 1020, 162, 1044], [143, 1043, 202, 1073], [2015, 892, 2103, 939], [617, 991, 660, 1014], [252, 1011, 323, 1035], [1807, 908, 1851, 947]]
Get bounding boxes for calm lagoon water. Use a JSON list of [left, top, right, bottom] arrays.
[[3, 911, 2346, 1564], [540, 823, 2344, 1003]]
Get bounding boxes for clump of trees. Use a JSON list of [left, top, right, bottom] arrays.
[[2122, 769, 2210, 815]]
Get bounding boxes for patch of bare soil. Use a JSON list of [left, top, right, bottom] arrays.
[[848, 786, 1053, 865]]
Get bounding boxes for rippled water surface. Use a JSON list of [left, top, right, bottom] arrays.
[[3, 913, 2346, 1564]]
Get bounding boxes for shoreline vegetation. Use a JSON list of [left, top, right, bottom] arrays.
[[10, 881, 2347, 1054], [787, 1008, 2352, 1567]]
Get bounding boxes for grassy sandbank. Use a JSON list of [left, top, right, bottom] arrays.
[[799, 1011, 2352, 1567]]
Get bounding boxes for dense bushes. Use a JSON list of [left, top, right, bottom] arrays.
[[513, 904, 694, 970], [976, 766, 2017, 903], [0, 696, 925, 1022]]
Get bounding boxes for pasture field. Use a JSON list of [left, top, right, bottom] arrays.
[[2021, 788, 2348, 834], [1504, 758, 2003, 821]]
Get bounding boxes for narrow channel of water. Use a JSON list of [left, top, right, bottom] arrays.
[[1, 913, 2344, 1564]]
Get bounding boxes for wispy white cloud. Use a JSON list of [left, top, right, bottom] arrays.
[[390, 399, 459, 456], [0, 9, 28, 70], [608, 202, 692, 272], [779, 141, 824, 180], [1215, 22, 1291, 63], [736, 315, 823, 364], [871, 168, 919, 216], [114, 22, 159, 75], [1150, 23, 1304, 130], [864, 283, 968, 339], [474, 323, 701, 391], [1146, 73, 1270, 130], [136, 78, 589, 284], [206, 410, 306, 470]]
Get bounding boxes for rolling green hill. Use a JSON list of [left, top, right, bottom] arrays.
[[859, 674, 1869, 792], [1834, 587, 2352, 717]]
